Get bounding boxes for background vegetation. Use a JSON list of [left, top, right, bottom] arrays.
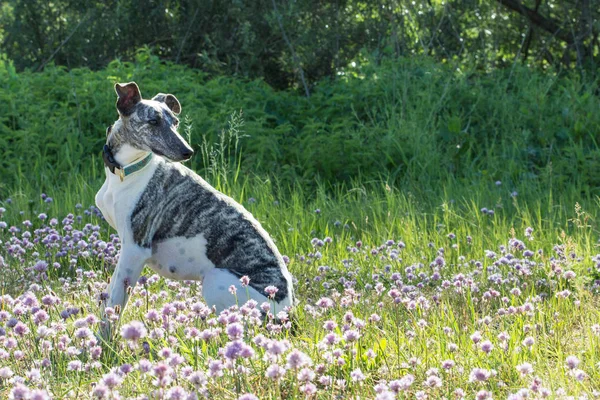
[[1, 1, 600, 399], [1, 50, 599, 202], [1, 0, 598, 202], [0, 0, 598, 90]]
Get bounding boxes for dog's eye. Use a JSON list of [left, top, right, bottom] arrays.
[[148, 119, 159, 126]]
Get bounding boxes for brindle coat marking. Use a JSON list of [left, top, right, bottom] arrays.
[[131, 163, 289, 302]]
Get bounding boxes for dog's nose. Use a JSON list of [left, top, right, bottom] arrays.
[[182, 150, 194, 160]]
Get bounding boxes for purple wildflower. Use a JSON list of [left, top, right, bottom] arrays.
[[120, 321, 147, 343], [480, 340, 494, 354], [101, 372, 123, 389], [11, 384, 32, 400], [425, 375, 442, 388], [286, 349, 312, 369], [165, 386, 189, 400], [469, 368, 492, 382], [238, 395, 259, 400], [13, 322, 30, 336], [265, 364, 286, 380], [343, 329, 360, 342], [516, 362, 534, 376], [470, 330, 482, 344], [522, 336, 535, 348], [565, 355, 580, 370], [226, 322, 244, 340], [264, 286, 279, 298]]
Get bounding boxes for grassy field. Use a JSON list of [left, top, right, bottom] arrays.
[[1, 56, 600, 399], [1, 163, 600, 398]]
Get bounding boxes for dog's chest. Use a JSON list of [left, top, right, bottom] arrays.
[[95, 162, 159, 233], [147, 235, 215, 280]]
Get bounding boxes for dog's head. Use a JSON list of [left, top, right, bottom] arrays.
[[111, 82, 193, 162]]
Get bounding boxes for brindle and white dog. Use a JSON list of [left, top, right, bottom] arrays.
[[95, 82, 294, 330]]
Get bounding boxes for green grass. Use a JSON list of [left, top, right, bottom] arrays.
[[1, 158, 599, 397], [1, 54, 600, 398]]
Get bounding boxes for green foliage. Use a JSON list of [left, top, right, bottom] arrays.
[[1, 54, 599, 202], [0, 0, 597, 88]]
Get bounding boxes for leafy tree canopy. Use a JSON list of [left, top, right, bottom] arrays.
[[1, 0, 597, 90]]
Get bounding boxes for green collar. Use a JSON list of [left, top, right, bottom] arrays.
[[116, 152, 153, 181]]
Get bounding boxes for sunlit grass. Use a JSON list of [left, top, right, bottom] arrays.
[[1, 166, 599, 398], [1, 56, 600, 399]]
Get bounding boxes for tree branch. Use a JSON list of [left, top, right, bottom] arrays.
[[175, 5, 200, 64], [496, 0, 574, 44], [522, 0, 542, 62], [36, 13, 90, 72], [271, 0, 310, 97]]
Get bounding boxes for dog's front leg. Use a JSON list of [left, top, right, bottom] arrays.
[[100, 244, 149, 340]]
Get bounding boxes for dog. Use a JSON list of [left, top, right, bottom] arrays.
[[95, 82, 294, 330]]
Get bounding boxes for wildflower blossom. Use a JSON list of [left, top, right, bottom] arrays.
[[300, 383, 317, 395], [120, 321, 147, 344], [165, 386, 189, 400], [565, 355, 580, 370], [389, 374, 414, 392], [226, 322, 244, 340], [67, 360, 83, 371], [264, 286, 279, 298], [425, 375, 442, 388], [240, 276, 250, 287], [516, 362, 534, 376], [350, 368, 365, 382], [10, 384, 32, 400], [265, 364, 286, 380], [469, 368, 492, 382], [0, 367, 14, 379], [286, 349, 312, 369], [522, 336, 535, 348], [343, 329, 360, 342], [207, 359, 224, 378], [238, 394, 259, 400], [572, 369, 587, 381], [480, 340, 494, 354], [101, 372, 123, 389], [470, 331, 482, 344]]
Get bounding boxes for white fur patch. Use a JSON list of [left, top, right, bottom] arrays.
[[202, 268, 292, 314], [147, 235, 215, 280]]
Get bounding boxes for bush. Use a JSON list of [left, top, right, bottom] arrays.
[[1, 52, 599, 198]]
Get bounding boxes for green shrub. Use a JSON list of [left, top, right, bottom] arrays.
[[1, 52, 599, 200]]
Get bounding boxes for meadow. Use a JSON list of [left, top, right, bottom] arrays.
[[1, 54, 600, 399]]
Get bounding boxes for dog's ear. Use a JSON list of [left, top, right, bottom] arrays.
[[115, 82, 142, 116], [152, 93, 181, 115]]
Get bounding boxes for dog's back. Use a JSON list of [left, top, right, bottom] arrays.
[[131, 159, 293, 303]]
